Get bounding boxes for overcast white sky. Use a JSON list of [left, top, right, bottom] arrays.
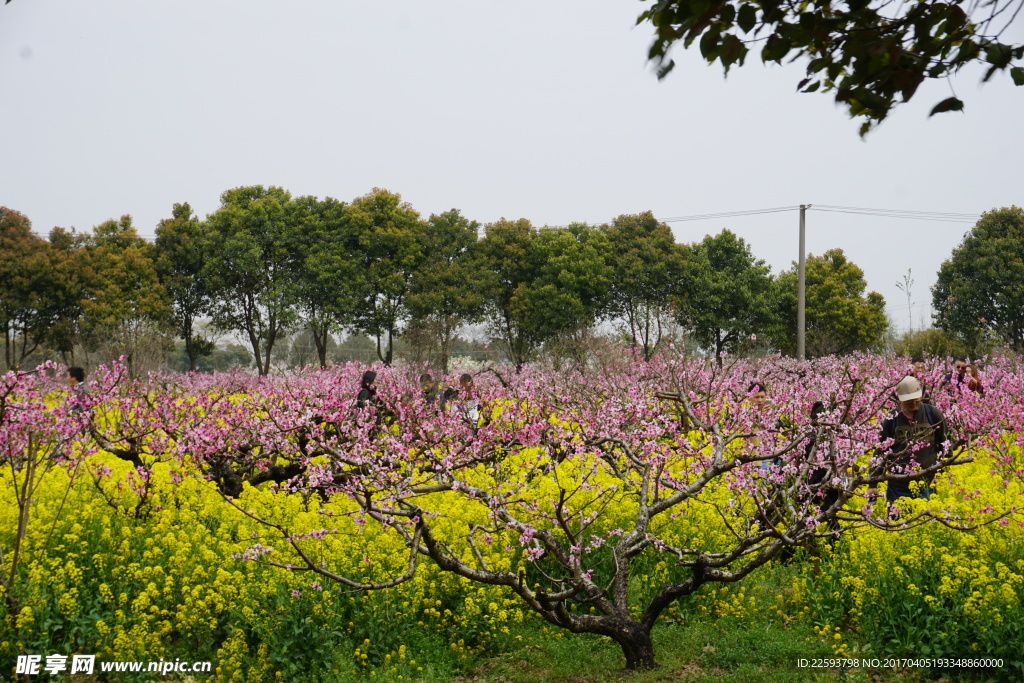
[[2, 0, 1021, 332]]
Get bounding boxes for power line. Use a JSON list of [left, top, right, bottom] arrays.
[[28, 204, 983, 245], [660, 206, 800, 222], [812, 205, 977, 224], [814, 204, 977, 218], [886, 302, 933, 312], [657, 205, 980, 225]]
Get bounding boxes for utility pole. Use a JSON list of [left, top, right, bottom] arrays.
[[797, 204, 809, 361]]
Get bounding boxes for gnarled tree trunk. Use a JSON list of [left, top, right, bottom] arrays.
[[605, 618, 657, 670]]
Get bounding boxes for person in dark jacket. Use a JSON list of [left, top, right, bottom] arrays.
[[874, 376, 947, 503], [420, 373, 439, 406], [356, 370, 378, 409]]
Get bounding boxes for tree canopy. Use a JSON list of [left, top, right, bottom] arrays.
[[80, 215, 171, 372], [932, 206, 1024, 355], [204, 186, 303, 376], [0, 208, 79, 370], [603, 212, 684, 360], [405, 209, 484, 374], [773, 248, 887, 357], [156, 203, 214, 372], [344, 188, 427, 366], [11, 188, 1000, 372], [677, 229, 777, 361], [477, 220, 613, 369], [639, 0, 1024, 134], [290, 195, 354, 369]]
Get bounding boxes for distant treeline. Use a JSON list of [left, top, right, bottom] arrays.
[[4, 190, 1013, 375]]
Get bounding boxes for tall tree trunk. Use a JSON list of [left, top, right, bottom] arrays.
[[312, 323, 329, 369], [184, 317, 197, 372], [4, 326, 12, 371], [438, 315, 455, 375]]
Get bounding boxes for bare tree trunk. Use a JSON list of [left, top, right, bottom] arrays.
[[609, 621, 657, 670], [312, 324, 330, 369], [184, 317, 198, 372]]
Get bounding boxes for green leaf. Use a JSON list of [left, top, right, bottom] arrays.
[[1011, 67, 1024, 86], [853, 89, 888, 113], [957, 41, 981, 62], [737, 4, 757, 33], [720, 34, 747, 70], [762, 34, 791, 63], [929, 96, 964, 116], [807, 57, 827, 73], [700, 29, 720, 60], [985, 42, 1012, 68]]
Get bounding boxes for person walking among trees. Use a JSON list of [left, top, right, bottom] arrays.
[[892, 357, 932, 407], [872, 376, 947, 503], [439, 378, 458, 413]]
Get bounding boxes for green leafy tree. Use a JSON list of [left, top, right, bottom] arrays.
[[0, 208, 77, 369], [291, 195, 356, 369], [334, 333, 379, 364], [288, 328, 338, 368], [932, 206, 1024, 355], [82, 216, 169, 331], [515, 223, 612, 346], [209, 343, 255, 371], [405, 209, 484, 374], [602, 212, 685, 361], [773, 248, 887, 357], [677, 229, 777, 363], [477, 218, 541, 369], [155, 203, 214, 371], [205, 186, 303, 376], [639, 0, 1024, 134], [478, 221, 612, 369], [42, 227, 91, 362], [892, 327, 971, 360], [344, 188, 427, 366], [80, 216, 172, 372], [0, 213, 85, 369], [166, 340, 254, 372]]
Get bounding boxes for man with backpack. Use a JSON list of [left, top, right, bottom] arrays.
[[874, 376, 947, 503]]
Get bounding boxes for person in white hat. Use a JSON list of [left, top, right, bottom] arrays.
[[873, 376, 948, 503]]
